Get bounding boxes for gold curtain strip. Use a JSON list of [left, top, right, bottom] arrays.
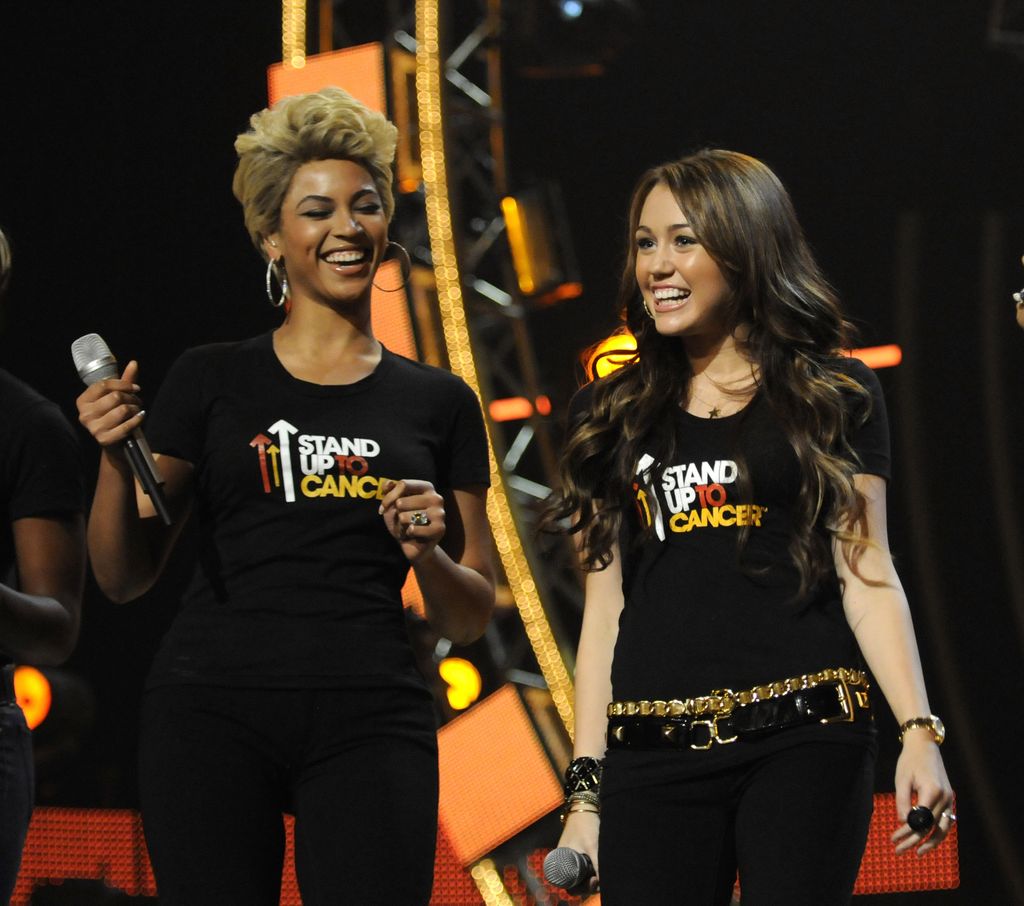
[[282, 0, 307, 68], [414, 0, 576, 738], [470, 859, 516, 906]]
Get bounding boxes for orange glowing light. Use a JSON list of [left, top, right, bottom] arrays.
[[848, 344, 903, 369], [488, 396, 552, 422], [14, 665, 51, 730], [438, 658, 482, 710], [587, 331, 637, 379]]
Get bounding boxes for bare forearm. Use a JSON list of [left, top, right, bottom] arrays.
[[414, 547, 494, 645], [572, 559, 623, 756], [573, 622, 616, 757], [87, 452, 162, 602], [846, 579, 932, 724]]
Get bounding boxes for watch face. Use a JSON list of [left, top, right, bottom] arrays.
[[932, 716, 946, 744]]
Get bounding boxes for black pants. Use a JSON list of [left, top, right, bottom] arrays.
[[599, 741, 875, 906], [139, 683, 438, 906], [0, 701, 34, 903]]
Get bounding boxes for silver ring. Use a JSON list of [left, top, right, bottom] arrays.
[[942, 810, 957, 823], [410, 511, 430, 527]]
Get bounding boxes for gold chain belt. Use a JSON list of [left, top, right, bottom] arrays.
[[607, 667, 869, 720]]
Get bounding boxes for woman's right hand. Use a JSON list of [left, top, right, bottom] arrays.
[[76, 360, 145, 452], [555, 810, 600, 894]]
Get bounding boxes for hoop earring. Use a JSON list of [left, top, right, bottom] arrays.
[[265, 258, 288, 308], [372, 241, 413, 292], [640, 295, 655, 320]]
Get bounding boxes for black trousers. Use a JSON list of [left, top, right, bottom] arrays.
[[0, 701, 34, 903], [599, 741, 875, 906], [139, 683, 438, 906]]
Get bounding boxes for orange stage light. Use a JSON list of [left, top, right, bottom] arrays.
[[848, 344, 903, 369], [437, 684, 563, 865], [438, 657, 483, 710], [14, 665, 51, 730], [488, 395, 553, 422], [586, 331, 637, 379]]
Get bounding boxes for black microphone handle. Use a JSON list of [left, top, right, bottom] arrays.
[[124, 436, 172, 526]]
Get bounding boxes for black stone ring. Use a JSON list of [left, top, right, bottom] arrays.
[[907, 805, 935, 832]]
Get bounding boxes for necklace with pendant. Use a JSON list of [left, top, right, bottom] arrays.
[[689, 390, 722, 418]]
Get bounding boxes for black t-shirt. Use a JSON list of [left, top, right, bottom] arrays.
[[570, 358, 889, 783], [0, 369, 84, 667], [143, 333, 489, 690]]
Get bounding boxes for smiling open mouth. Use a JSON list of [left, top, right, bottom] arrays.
[[653, 288, 691, 302], [323, 249, 371, 266]]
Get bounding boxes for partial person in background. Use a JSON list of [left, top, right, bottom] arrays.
[[548, 150, 953, 905], [75, 88, 495, 905], [0, 224, 86, 900], [1014, 254, 1023, 330]]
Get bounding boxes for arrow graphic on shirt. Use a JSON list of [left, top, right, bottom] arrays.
[[268, 420, 298, 502], [249, 433, 272, 493], [267, 445, 281, 487]]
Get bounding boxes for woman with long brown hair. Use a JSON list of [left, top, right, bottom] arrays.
[[550, 150, 953, 904]]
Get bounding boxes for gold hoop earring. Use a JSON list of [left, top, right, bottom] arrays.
[[266, 258, 288, 308], [372, 241, 412, 292], [640, 295, 655, 320]]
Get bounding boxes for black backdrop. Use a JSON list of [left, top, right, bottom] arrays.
[[2, 2, 1023, 903]]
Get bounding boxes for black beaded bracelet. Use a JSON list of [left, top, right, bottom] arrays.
[[564, 756, 603, 796]]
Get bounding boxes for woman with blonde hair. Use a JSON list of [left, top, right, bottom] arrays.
[[76, 88, 495, 905], [550, 150, 953, 904]]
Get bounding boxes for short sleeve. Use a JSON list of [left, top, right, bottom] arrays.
[[841, 357, 891, 481], [5, 401, 84, 522], [441, 379, 490, 489], [145, 348, 209, 464]]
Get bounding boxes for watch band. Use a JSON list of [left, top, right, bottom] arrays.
[[898, 714, 945, 745]]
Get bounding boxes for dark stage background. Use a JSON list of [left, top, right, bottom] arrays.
[[2, 2, 1023, 903]]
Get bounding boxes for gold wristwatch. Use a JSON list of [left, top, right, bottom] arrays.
[[898, 714, 945, 745]]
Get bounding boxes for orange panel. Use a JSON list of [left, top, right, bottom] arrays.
[[438, 684, 564, 865], [853, 792, 959, 893], [267, 43, 385, 111], [372, 258, 417, 361]]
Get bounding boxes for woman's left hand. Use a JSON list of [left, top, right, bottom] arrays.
[[891, 734, 955, 855], [379, 479, 446, 563]]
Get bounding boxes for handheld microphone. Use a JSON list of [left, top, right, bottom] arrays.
[[543, 847, 594, 891], [71, 333, 173, 526]]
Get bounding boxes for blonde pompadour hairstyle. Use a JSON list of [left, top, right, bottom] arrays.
[[232, 87, 399, 257]]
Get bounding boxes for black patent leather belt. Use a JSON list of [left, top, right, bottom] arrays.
[[607, 674, 871, 751]]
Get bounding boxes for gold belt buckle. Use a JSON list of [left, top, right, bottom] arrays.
[[821, 677, 855, 724], [689, 714, 739, 750]]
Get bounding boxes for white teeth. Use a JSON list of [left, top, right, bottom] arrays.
[[653, 287, 690, 301], [324, 250, 366, 264]]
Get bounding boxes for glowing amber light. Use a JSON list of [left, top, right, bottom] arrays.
[[488, 395, 552, 422], [587, 330, 637, 379], [438, 657, 482, 710], [849, 344, 903, 369], [14, 665, 51, 730]]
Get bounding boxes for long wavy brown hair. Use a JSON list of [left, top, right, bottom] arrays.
[[550, 150, 872, 600]]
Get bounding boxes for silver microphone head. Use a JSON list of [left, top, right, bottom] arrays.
[[543, 847, 592, 888], [71, 333, 119, 385]]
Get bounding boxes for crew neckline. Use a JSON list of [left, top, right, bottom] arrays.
[[260, 330, 394, 398], [678, 387, 762, 424]]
